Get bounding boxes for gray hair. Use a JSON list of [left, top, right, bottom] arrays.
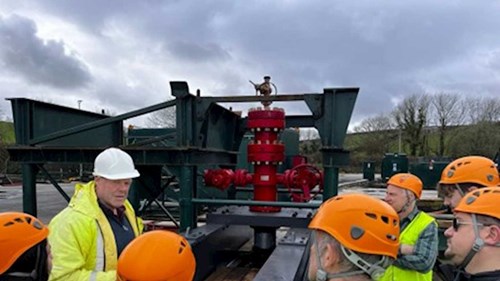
[[313, 230, 392, 273]]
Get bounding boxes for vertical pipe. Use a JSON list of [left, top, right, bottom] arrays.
[[322, 156, 339, 200], [22, 164, 38, 216], [179, 165, 196, 231], [331, 167, 339, 198]]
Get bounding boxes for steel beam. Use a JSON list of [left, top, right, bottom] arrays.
[[21, 164, 38, 216], [207, 206, 314, 228], [28, 100, 176, 145], [192, 199, 320, 209], [183, 224, 253, 281], [254, 228, 311, 281], [7, 147, 237, 165]]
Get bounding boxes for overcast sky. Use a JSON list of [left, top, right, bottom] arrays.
[[1, 1, 499, 129]]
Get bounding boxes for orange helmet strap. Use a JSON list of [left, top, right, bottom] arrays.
[[458, 214, 485, 269]]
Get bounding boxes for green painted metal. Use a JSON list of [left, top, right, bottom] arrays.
[[22, 164, 38, 216], [236, 133, 254, 172], [129, 166, 162, 210], [410, 160, 451, 190], [7, 147, 237, 165], [381, 153, 409, 182], [281, 129, 300, 173], [179, 166, 197, 231], [172, 82, 195, 147], [127, 128, 177, 147], [191, 198, 320, 209], [197, 102, 244, 150], [304, 88, 359, 199], [8, 80, 358, 231], [8, 98, 123, 146], [38, 165, 71, 202], [283, 116, 315, 128], [25, 99, 176, 145], [363, 161, 375, 181], [306, 88, 358, 147], [171, 82, 245, 151], [322, 167, 340, 198]]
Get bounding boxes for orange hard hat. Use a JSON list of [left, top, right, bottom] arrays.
[[387, 173, 423, 199], [454, 187, 500, 219], [0, 212, 49, 275], [118, 230, 196, 281], [309, 193, 400, 259], [439, 156, 499, 187]]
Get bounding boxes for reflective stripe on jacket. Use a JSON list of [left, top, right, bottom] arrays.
[[379, 211, 436, 281], [48, 181, 142, 281]]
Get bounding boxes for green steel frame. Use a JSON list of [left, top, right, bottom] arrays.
[[7, 81, 358, 230]]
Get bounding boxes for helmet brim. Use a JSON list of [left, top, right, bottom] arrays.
[[92, 170, 140, 180]]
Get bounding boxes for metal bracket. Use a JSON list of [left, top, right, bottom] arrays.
[[278, 228, 310, 246]]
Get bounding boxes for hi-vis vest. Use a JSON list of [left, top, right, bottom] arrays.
[[379, 211, 436, 281]]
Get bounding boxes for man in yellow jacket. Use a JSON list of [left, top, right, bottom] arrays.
[[380, 173, 438, 281], [48, 148, 143, 281]]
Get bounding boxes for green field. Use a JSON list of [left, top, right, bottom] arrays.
[[0, 121, 14, 144]]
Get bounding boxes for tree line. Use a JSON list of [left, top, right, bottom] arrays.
[[299, 93, 499, 170], [343, 93, 499, 171]]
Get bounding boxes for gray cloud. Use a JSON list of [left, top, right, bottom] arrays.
[[0, 0, 499, 127], [166, 41, 231, 62], [0, 14, 91, 89]]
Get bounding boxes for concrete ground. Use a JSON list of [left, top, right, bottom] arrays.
[[0, 183, 76, 224]]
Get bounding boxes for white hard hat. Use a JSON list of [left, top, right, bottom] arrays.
[[93, 148, 140, 180]]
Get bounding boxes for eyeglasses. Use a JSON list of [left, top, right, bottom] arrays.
[[452, 217, 484, 231]]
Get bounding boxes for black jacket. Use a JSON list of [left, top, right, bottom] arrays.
[[438, 264, 500, 281]]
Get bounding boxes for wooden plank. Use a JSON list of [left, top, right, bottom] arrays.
[[205, 267, 233, 281], [205, 266, 260, 281]]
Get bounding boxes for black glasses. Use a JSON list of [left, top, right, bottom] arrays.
[[452, 217, 484, 231]]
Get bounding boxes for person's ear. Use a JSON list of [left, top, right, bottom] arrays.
[[483, 225, 500, 246], [94, 176, 103, 186], [321, 243, 338, 270]]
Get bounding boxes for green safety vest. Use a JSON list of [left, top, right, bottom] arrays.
[[379, 211, 436, 281]]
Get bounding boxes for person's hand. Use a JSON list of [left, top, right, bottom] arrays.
[[400, 244, 415, 255]]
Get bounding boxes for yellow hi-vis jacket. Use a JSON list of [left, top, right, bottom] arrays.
[[379, 211, 435, 281], [48, 181, 142, 281]]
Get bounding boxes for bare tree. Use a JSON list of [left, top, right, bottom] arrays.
[[300, 128, 319, 140], [480, 97, 500, 122], [465, 97, 500, 124], [448, 121, 500, 158], [146, 108, 176, 128], [299, 128, 322, 164], [353, 113, 396, 157], [354, 113, 395, 133], [392, 94, 431, 156], [431, 92, 465, 156]]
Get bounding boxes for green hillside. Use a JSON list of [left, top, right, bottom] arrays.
[[0, 121, 15, 144]]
